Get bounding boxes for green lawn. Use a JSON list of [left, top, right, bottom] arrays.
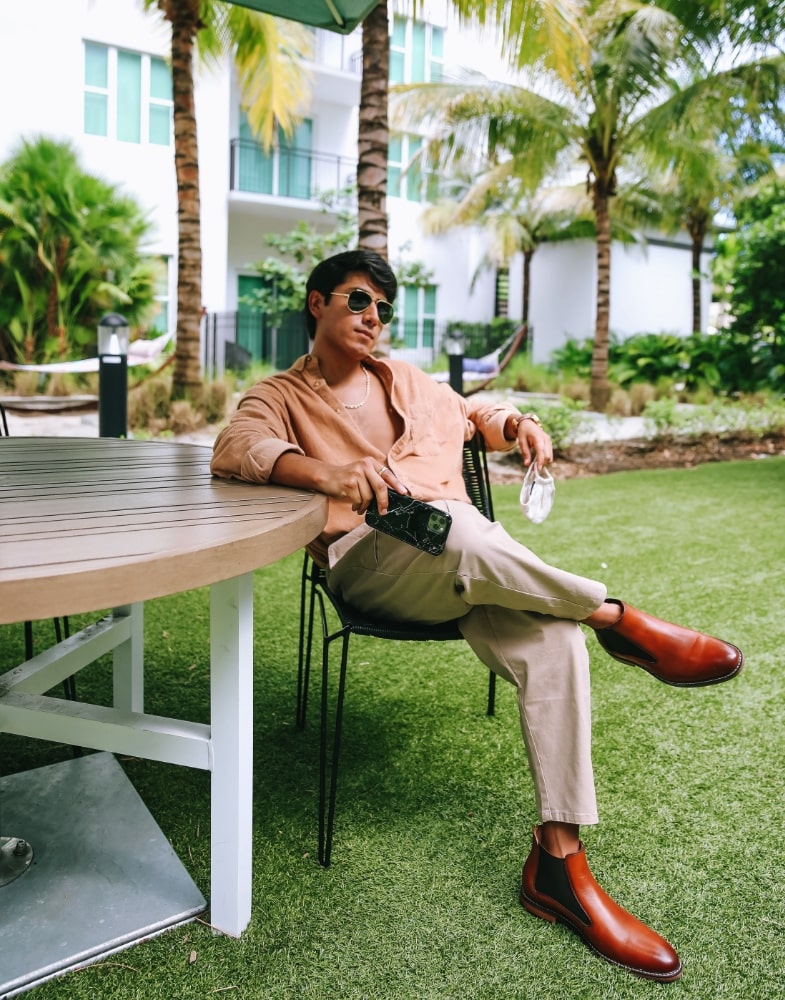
[[3, 456, 784, 999]]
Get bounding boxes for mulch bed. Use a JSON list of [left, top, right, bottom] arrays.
[[489, 432, 785, 484]]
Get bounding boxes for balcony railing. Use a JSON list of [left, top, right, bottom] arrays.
[[229, 139, 356, 200]]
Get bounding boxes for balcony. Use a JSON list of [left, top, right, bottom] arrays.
[[229, 139, 356, 201]]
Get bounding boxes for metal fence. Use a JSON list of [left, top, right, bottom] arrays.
[[203, 312, 521, 376]]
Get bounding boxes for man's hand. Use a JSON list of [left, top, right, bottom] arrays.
[[509, 415, 553, 471], [320, 459, 410, 515]]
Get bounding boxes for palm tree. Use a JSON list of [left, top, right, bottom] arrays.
[[143, 0, 312, 397], [421, 167, 596, 325], [0, 137, 156, 364], [392, 2, 785, 410], [651, 136, 779, 334], [355, 0, 585, 356]]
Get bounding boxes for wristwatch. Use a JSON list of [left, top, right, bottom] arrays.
[[513, 412, 542, 433]]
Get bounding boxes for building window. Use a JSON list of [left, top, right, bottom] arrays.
[[390, 16, 444, 84], [388, 133, 439, 203], [84, 42, 172, 145], [148, 256, 171, 333], [392, 284, 437, 350], [236, 115, 313, 199]]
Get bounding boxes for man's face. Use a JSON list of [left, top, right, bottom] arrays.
[[309, 271, 392, 360]]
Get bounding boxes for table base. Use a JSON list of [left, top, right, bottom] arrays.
[[0, 837, 33, 887], [0, 752, 206, 999]]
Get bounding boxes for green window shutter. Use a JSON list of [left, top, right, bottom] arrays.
[[390, 16, 406, 82], [389, 50, 405, 83], [279, 120, 312, 199], [84, 93, 108, 136], [149, 105, 170, 145], [84, 42, 107, 87], [149, 257, 170, 333], [150, 57, 171, 100], [237, 275, 264, 359], [84, 43, 108, 136], [411, 22, 426, 82], [238, 113, 273, 193], [391, 16, 406, 47], [388, 135, 403, 198], [403, 286, 419, 347], [117, 50, 142, 143], [406, 136, 422, 203], [430, 27, 444, 81], [423, 285, 437, 347], [149, 57, 172, 145]]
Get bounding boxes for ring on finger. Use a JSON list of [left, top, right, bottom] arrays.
[[378, 466, 390, 476]]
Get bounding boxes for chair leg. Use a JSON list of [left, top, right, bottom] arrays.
[[317, 615, 351, 867], [296, 566, 319, 730], [23, 621, 33, 661], [296, 560, 309, 727], [487, 670, 496, 716]]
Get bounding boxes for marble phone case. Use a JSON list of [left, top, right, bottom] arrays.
[[365, 492, 452, 555]]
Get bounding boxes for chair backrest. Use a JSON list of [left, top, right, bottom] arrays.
[[462, 433, 494, 521]]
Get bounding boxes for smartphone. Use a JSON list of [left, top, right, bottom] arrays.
[[365, 491, 452, 555]]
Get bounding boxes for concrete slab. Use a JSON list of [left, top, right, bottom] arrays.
[[0, 752, 206, 998]]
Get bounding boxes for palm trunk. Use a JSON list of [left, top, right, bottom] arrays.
[[166, 0, 203, 398], [357, 2, 389, 258], [521, 249, 533, 324], [687, 215, 707, 334], [358, 2, 391, 356], [590, 180, 612, 412]]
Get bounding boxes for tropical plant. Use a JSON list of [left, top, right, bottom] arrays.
[[421, 171, 595, 324], [0, 137, 156, 364], [141, 0, 313, 398], [391, 1, 785, 411], [713, 175, 785, 392]]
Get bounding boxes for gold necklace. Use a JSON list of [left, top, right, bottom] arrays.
[[343, 365, 371, 410]]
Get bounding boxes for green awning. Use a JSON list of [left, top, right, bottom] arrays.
[[227, 0, 378, 34]]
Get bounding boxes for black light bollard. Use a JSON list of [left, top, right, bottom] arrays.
[[97, 313, 129, 438], [443, 329, 466, 395]]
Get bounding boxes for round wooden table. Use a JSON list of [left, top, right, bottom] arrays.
[[0, 437, 327, 937]]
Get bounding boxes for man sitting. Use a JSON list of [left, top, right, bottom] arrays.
[[211, 249, 742, 982]]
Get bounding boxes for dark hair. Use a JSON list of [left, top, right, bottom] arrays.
[[304, 250, 397, 338]]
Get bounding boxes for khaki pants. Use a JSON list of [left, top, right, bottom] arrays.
[[326, 500, 607, 826]]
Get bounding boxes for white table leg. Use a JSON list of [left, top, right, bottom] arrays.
[[112, 603, 144, 713], [208, 573, 254, 937]]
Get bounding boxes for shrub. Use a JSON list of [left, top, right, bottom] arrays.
[[607, 388, 632, 416], [528, 400, 592, 451], [628, 382, 656, 415]]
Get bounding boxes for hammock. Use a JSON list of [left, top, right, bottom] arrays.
[[0, 331, 174, 375], [432, 323, 528, 395]]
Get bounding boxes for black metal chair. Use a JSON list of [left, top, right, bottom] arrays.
[[297, 433, 498, 866], [0, 402, 75, 700]]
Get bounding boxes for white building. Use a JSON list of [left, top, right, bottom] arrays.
[[0, 0, 710, 372]]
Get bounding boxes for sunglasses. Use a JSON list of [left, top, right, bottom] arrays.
[[332, 289, 395, 325]]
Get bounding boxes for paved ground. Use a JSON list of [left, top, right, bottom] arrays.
[[2, 404, 217, 446], [2, 395, 648, 446]]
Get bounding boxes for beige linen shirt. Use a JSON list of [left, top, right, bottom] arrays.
[[211, 353, 520, 565]]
